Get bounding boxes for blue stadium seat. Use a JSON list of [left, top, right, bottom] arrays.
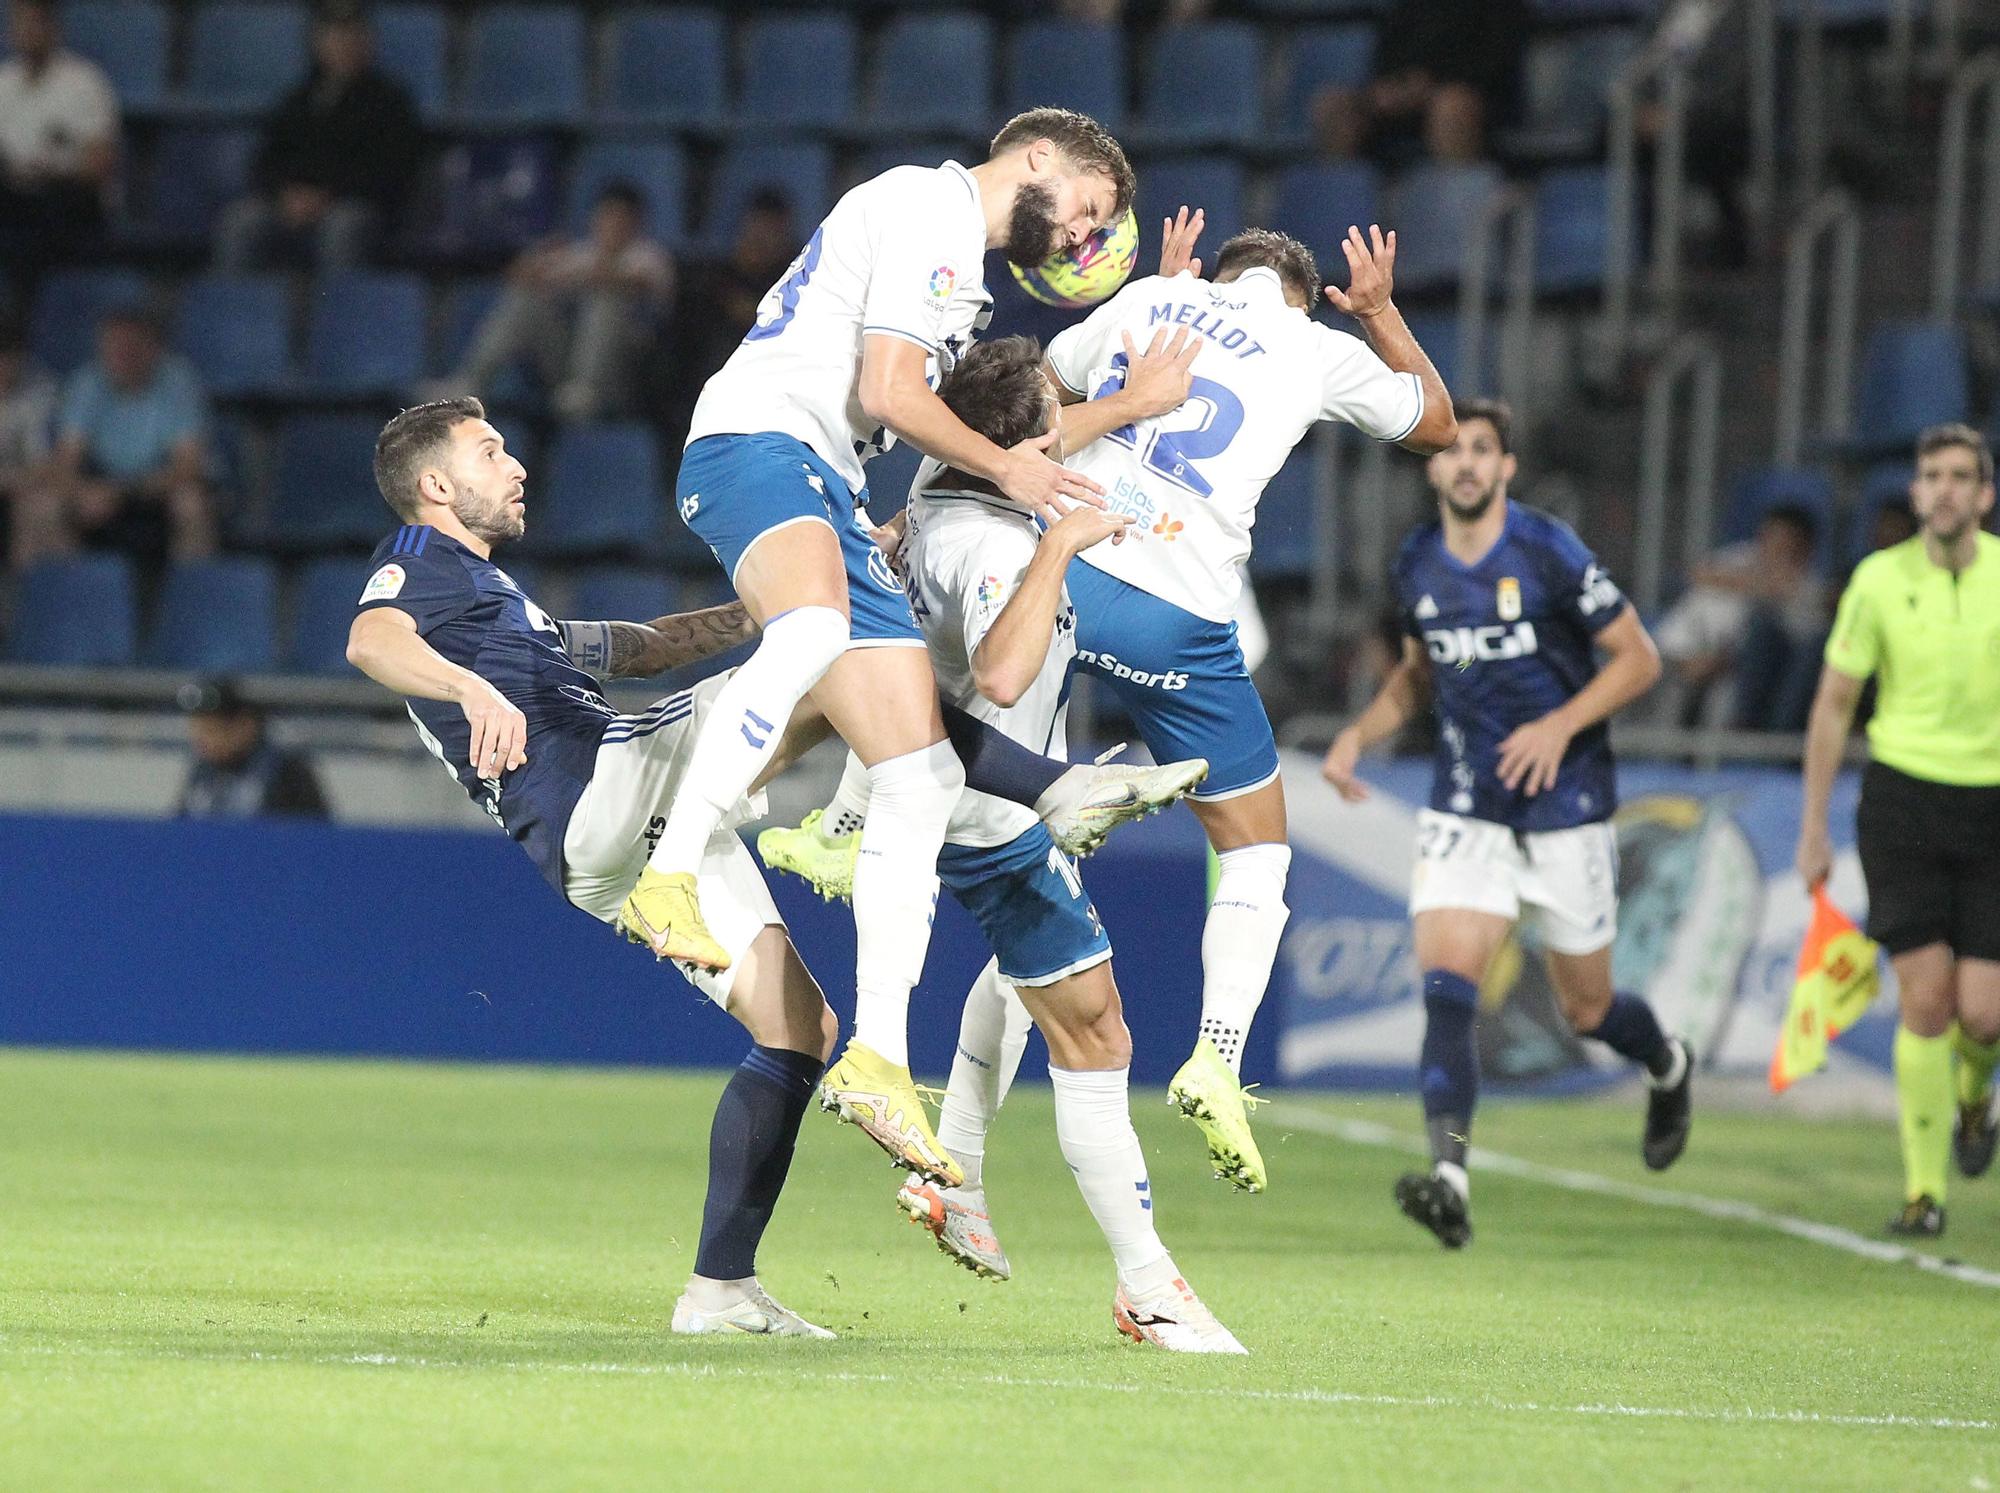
[[527, 424, 664, 557], [869, 14, 994, 137], [1849, 462, 1916, 564], [304, 273, 427, 396], [597, 8, 725, 131], [1272, 162, 1382, 275], [1004, 22, 1125, 132], [1248, 450, 1318, 581], [269, 413, 395, 549], [1533, 166, 1611, 292], [172, 275, 292, 398], [147, 557, 280, 671], [701, 142, 832, 251], [1135, 22, 1262, 150], [287, 558, 371, 675], [1531, 0, 1660, 18], [1135, 157, 1246, 269], [1505, 29, 1644, 160], [571, 566, 678, 624], [374, 3, 449, 120], [126, 125, 257, 250], [849, 139, 979, 187], [739, 15, 857, 134], [1399, 311, 1492, 399], [456, 6, 588, 128], [62, 0, 170, 111], [175, 1, 310, 115], [1386, 162, 1505, 292], [8, 556, 138, 667], [1852, 321, 1969, 453], [1278, 24, 1378, 144], [419, 136, 562, 259], [568, 141, 687, 247], [1720, 466, 1836, 550], [28, 267, 147, 376]]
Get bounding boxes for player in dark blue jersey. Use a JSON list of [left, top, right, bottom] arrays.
[[1321, 398, 1691, 1248]]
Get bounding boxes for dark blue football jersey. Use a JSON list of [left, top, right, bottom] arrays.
[[1392, 502, 1627, 832], [357, 524, 616, 888]]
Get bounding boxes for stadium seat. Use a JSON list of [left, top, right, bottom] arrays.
[[567, 141, 687, 247], [303, 273, 428, 396], [124, 125, 258, 250], [429, 278, 537, 409], [287, 558, 372, 675], [1851, 321, 1970, 454], [1849, 462, 1916, 564], [27, 267, 148, 376], [1248, 449, 1318, 581], [172, 275, 293, 399], [1398, 310, 1492, 400], [1720, 466, 1837, 569], [455, 6, 588, 128], [146, 557, 281, 672], [1271, 162, 1382, 275], [269, 413, 396, 549], [739, 15, 857, 133], [174, 1, 310, 115], [1504, 28, 1645, 161], [1135, 157, 1246, 269], [1277, 24, 1378, 145], [62, 0, 170, 111], [373, 3, 449, 120], [868, 14, 995, 137], [1533, 166, 1611, 293], [1531, 0, 1660, 18], [700, 142, 833, 251], [526, 424, 665, 557], [1135, 22, 1263, 150], [1004, 22, 1125, 132], [7, 556, 138, 668], [848, 139, 982, 188], [1385, 162, 1505, 293], [571, 566, 678, 624], [418, 136, 563, 260], [596, 8, 725, 131]]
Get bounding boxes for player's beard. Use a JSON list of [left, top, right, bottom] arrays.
[[1441, 482, 1500, 524], [1002, 181, 1065, 268], [454, 484, 526, 546]]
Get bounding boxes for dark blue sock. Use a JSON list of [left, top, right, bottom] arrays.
[[941, 702, 1066, 805], [1419, 969, 1481, 1168], [693, 1044, 824, 1281], [1584, 993, 1673, 1076]]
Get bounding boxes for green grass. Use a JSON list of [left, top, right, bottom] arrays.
[[2, 1048, 1995, 1491]]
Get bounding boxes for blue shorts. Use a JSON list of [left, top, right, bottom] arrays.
[[938, 825, 1112, 987], [676, 432, 923, 647], [1066, 560, 1279, 800]]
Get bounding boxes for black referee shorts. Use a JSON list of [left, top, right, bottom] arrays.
[[1855, 761, 2000, 962]]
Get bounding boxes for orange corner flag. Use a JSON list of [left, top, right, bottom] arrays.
[[1770, 887, 1881, 1093]]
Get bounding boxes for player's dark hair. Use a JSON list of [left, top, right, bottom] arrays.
[[594, 177, 644, 214], [1761, 502, 1819, 550], [1916, 422, 1994, 483], [1454, 397, 1513, 454], [1213, 230, 1321, 308], [989, 108, 1136, 219], [745, 186, 792, 218], [373, 397, 486, 521], [936, 336, 1051, 452]]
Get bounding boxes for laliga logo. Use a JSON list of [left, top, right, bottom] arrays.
[[1425, 621, 1540, 666], [929, 264, 957, 300]]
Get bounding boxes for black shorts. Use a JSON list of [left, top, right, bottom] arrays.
[[1855, 761, 2000, 961]]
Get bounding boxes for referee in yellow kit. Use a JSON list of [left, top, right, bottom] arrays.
[[1795, 423, 2000, 1237]]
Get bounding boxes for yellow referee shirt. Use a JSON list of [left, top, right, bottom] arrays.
[[1825, 531, 2000, 786]]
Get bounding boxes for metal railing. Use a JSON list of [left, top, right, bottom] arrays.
[[1605, 38, 1688, 366], [1931, 51, 2000, 318], [1773, 189, 1860, 466], [1632, 333, 1723, 614], [1458, 185, 1538, 420]]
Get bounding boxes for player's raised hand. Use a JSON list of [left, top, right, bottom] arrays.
[[1320, 727, 1370, 802], [1049, 505, 1134, 554], [1496, 713, 1574, 798], [1323, 224, 1397, 320], [461, 677, 528, 778], [1159, 206, 1205, 278], [997, 428, 1106, 520], [1119, 328, 1199, 419]]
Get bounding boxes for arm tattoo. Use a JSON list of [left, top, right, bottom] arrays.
[[598, 603, 758, 678]]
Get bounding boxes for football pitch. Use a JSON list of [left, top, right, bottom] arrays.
[[1, 1049, 1993, 1491]]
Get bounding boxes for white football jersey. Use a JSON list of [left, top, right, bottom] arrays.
[[904, 461, 1076, 848], [1044, 267, 1424, 622], [686, 161, 993, 494]]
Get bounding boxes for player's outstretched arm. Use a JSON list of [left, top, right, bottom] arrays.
[[1496, 609, 1661, 797], [1056, 329, 1199, 454], [1323, 225, 1456, 455], [347, 607, 527, 773], [971, 508, 1132, 708], [561, 602, 760, 679], [1158, 205, 1205, 278], [1323, 636, 1431, 802], [1795, 664, 1864, 889]]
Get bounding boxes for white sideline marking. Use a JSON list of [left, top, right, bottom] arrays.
[[1271, 1103, 2000, 1292]]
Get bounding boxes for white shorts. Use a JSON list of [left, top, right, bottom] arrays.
[[1407, 809, 1618, 956], [562, 669, 782, 1007]]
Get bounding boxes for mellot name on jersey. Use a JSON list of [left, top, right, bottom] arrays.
[[1144, 299, 1271, 360], [1424, 620, 1540, 666]]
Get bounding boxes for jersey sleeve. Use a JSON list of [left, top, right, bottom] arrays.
[[952, 524, 1040, 661], [355, 546, 477, 632], [861, 178, 976, 352], [1315, 326, 1424, 442], [1544, 520, 1628, 634], [1824, 564, 1881, 679]]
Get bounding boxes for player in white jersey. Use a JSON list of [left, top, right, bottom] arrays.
[[620, 111, 1138, 1188], [1042, 225, 1458, 1191]]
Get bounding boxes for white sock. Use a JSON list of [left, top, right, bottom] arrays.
[[850, 740, 964, 1069], [650, 606, 848, 872], [823, 751, 872, 839], [1435, 1160, 1470, 1202], [937, 958, 1033, 1191], [1049, 1064, 1167, 1278], [684, 1273, 754, 1310], [1198, 842, 1292, 1075]]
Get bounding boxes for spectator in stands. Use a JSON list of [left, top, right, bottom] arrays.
[[1655, 504, 1827, 731], [14, 303, 214, 571], [1867, 498, 1919, 554], [0, 315, 57, 555], [428, 180, 673, 423], [653, 187, 795, 435], [1310, 0, 1529, 165], [0, 0, 120, 272], [212, 0, 421, 277], [175, 676, 330, 820]]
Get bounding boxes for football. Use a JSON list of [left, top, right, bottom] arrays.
[[1009, 207, 1141, 309]]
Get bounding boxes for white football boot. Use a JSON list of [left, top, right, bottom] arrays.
[[670, 1282, 836, 1339], [897, 1178, 1012, 1281], [1113, 1276, 1248, 1355]]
